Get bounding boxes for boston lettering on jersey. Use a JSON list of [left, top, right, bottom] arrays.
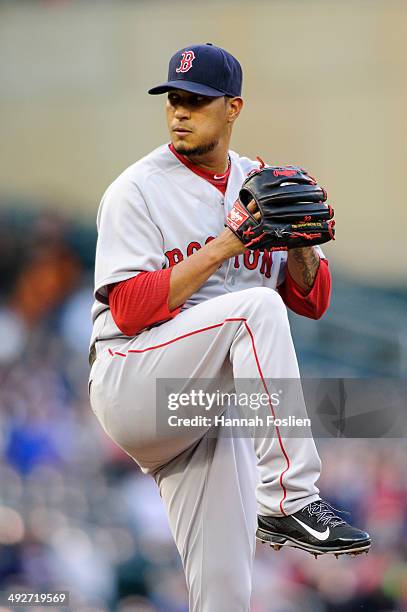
[[165, 237, 275, 279]]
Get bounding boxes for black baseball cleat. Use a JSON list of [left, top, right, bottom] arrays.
[[257, 499, 371, 558]]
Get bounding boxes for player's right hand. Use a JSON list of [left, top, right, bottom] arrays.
[[214, 200, 260, 260]]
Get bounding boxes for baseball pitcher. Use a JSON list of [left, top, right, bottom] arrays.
[[88, 43, 370, 612]]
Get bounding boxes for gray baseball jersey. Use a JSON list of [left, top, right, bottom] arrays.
[[90, 144, 324, 347]]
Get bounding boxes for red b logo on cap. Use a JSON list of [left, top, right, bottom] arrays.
[[176, 51, 196, 73]]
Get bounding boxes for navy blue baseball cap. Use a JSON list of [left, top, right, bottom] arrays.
[[148, 43, 242, 97]]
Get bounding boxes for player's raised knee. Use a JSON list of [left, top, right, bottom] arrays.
[[244, 286, 286, 311], [238, 287, 289, 331]]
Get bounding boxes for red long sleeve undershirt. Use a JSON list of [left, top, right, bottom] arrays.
[[107, 268, 181, 337], [277, 257, 331, 320], [108, 257, 331, 336]]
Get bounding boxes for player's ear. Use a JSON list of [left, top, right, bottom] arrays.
[[226, 96, 244, 123]]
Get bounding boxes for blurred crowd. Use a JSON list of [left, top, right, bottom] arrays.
[[0, 207, 406, 611]]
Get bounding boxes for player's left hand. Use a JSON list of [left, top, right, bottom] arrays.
[[226, 166, 335, 251]]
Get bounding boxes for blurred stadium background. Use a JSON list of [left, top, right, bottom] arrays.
[[0, 1, 406, 610]]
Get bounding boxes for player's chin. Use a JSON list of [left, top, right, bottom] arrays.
[[172, 136, 195, 155]]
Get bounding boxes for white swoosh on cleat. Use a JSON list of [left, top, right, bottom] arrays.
[[292, 516, 330, 541]]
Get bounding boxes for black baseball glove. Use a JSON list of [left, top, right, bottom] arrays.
[[226, 164, 335, 250]]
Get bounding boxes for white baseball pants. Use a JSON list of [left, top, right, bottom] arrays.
[[89, 287, 321, 611]]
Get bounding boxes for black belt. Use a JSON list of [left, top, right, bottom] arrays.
[[89, 325, 155, 367], [88, 334, 129, 367], [89, 344, 97, 368]]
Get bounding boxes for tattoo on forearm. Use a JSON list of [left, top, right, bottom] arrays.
[[289, 247, 320, 290]]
